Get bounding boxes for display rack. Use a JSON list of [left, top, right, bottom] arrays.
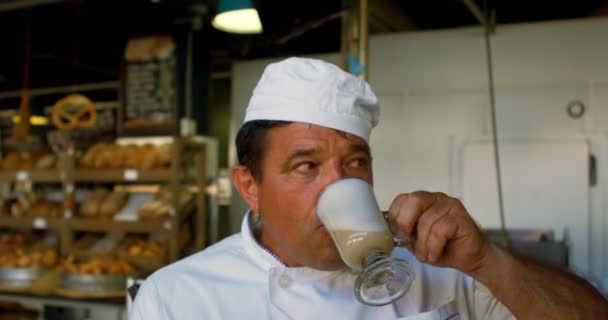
[[0, 136, 207, 263], [0, 170, 62, 183]]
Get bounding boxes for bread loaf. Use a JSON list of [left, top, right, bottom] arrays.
[[98, 191, 129, 218], [79, 142, 174, 170], [26, 201, 63, 218], [108, 146, 127, 169], [80, 188, 109, 218], [62, 255, 137, 275], [10, 202, 25, 218], [36, 153, 56, 169], [155, 187, 192, 206], [140, 146, 160, 170], [92, 145, 117, 169], [80, 143, 107, 168], [22, 149, 51, 170], [2, 152, 21, 170], [124, 145, 142, 168], [156, 144, 172, 168], [137, 200, 171, 220]]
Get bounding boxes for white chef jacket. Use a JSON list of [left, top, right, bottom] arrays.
[[130, 212, 514, 320]]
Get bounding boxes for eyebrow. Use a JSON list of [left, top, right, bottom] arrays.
[[285, 143, 371, 164], [285, 147, 322, 164], [351, 143, 371, 157]]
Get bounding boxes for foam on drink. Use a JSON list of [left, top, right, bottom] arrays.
[[317, 178, 394, 270]]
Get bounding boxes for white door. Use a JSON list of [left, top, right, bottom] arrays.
[[461, 139, 590, 275]]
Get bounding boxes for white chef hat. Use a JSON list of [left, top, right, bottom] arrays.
[[243, 57, 379, 142]]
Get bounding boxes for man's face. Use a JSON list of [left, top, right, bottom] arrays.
[[253, 123, 373, 270]]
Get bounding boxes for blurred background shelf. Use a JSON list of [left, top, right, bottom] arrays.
[[0, 216, 63, 230], [72, 169, 172, 183], [0, 170, 61, 183]]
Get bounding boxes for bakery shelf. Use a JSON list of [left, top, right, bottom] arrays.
[[72, 169, 172, 183], [0, 216, 64, 230], [69, 198, 196, 234], [1, 136, 208, 271], [0, 170, 62, 183], [68, 218, 169, 233]]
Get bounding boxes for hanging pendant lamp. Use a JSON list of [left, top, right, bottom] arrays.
[[212, 0, 263, 34]]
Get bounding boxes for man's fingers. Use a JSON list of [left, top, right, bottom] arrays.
[[388, 191, 436, 235], [413, 193, 451, 261], [390, 191, 489, 273], [425, 215, 459, 263], [389, 192, 476, 266]]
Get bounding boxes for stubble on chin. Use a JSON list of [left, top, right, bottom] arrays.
[[309, 230, 346, 270], [314, 248, 346, 271]]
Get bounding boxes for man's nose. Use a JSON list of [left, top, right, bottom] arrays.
[[324, 161, 347, 184]]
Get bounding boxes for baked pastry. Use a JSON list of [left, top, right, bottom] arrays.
[[26, 201, 63, 218], [129, 241, 163, 257], [41, 250, 59, 268], [79, 188, 109, 218], [27, 202, 50, 217], [124, 145, 141, 168], [35, 153, 56, 169], [79, 143, 107, 168], [108, 145, 127, 169], [61, 255, 137, 276], [140, 146, 160, 170], [22, 149, 51, 170], [2, 152, 21, 170], [92, 145, 113, 169], [137, 200, 171, 220], [155, 144, 172, 168], [0, 243, 59, 269], [98, 191, 128, 218], [138, 187, 193, 220], [10, 202, 25, 218]]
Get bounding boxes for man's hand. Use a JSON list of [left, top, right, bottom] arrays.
[[388, 191, 608, 319], [387, 191, 492, 274]]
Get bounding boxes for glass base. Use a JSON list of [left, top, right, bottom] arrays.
[[354, 257, 414, 306]]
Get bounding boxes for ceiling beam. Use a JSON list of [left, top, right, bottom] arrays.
[[368, 0, 417, 34], [462, 0, 486, 25], [0, 0, 65, 12]]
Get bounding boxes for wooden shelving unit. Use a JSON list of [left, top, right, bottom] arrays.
[[72, 168, 172, 183], [0, 137, 207, 263], [0, 216, 64, 230], [0, 170, 62, 183], [68, 218, 170, 233]]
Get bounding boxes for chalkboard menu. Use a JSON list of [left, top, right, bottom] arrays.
[[120, 35, 179, 136]]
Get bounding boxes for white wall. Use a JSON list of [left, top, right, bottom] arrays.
[[368, 17, 608, 285], [230, 17, 608, 285]]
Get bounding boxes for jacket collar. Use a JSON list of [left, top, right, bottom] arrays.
[[241, 210, 355, 282], [241, 210, 288, 270]]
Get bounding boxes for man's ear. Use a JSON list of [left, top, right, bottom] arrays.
[[231, 165, 260, 213]]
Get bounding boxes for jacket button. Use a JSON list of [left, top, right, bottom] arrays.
[[278, 274, 293, 289]]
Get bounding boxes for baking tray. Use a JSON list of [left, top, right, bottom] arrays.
[[58, 272, 127, 293], [0, 268, 46, 288]]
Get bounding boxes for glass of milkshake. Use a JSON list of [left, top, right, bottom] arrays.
[[316, 178, 415, 306]]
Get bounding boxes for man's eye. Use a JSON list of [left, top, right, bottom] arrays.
[[295, 162, 316, 172], [350, 158, 368, 168]]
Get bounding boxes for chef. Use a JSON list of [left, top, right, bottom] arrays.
[[130, 57, 608, 319]]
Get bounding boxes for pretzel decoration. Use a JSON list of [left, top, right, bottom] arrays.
[[52, 94, 97, 130]]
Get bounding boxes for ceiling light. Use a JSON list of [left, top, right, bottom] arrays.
[[212, 0, 263, 34]]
